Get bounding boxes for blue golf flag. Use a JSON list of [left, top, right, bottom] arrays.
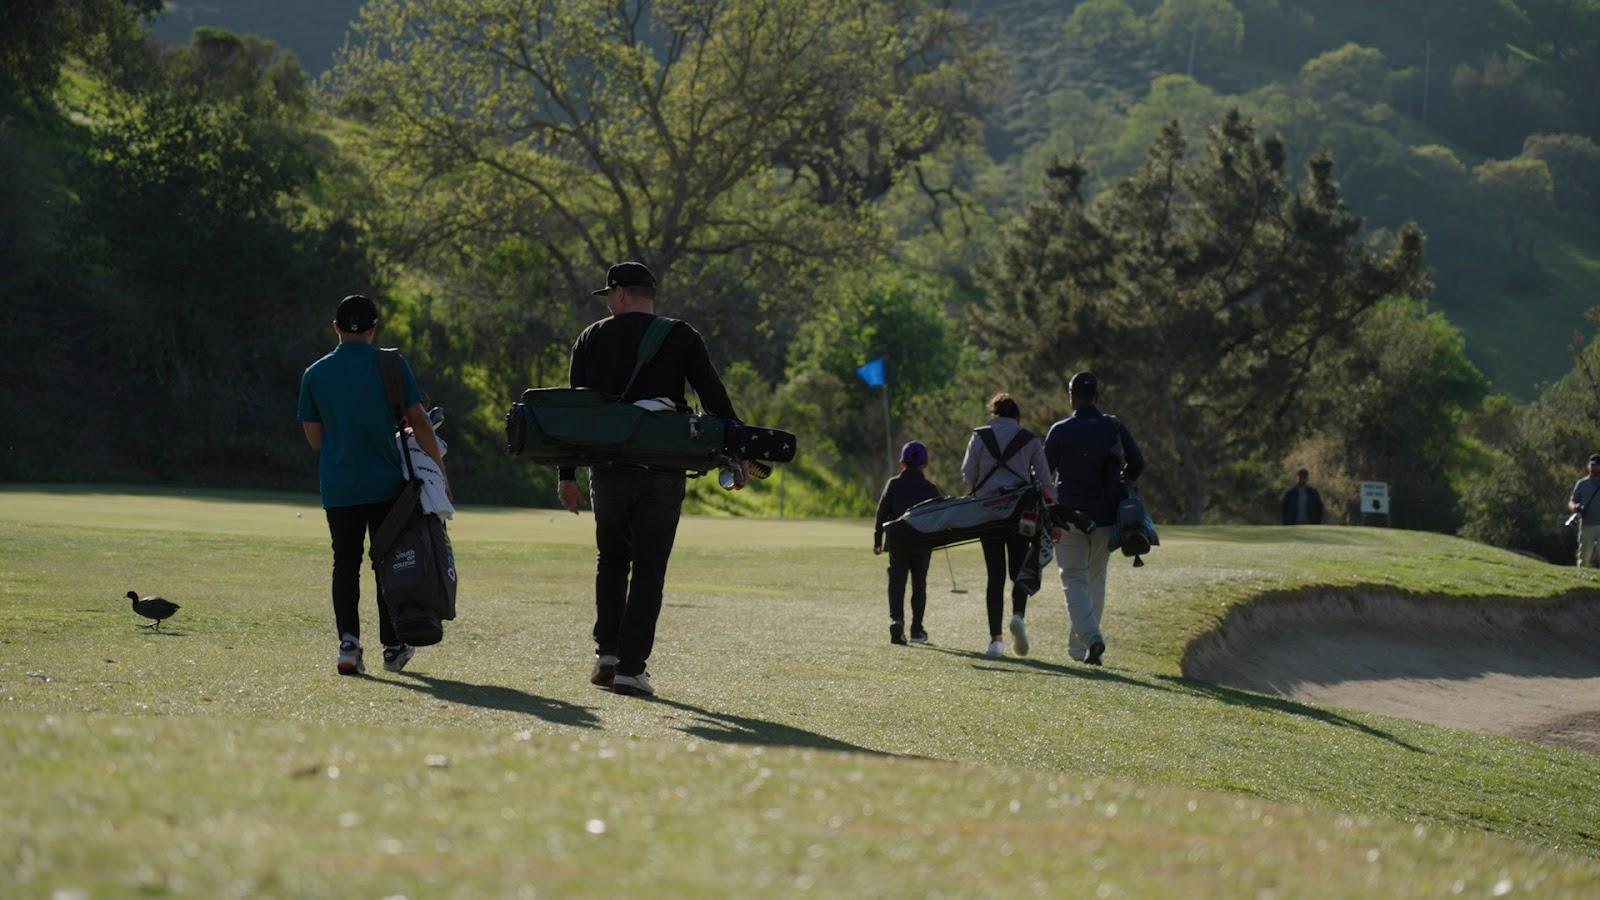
[[855, 357, 886, 388]]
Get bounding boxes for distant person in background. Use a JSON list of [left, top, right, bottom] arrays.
[[1568, 454, 1600, 567], [298, 294, 449, 676], [1281, 469, 1324, 526], [1044, 372, 1144, 666], [962, 392, 1057, 659], [874, 441, 943, 645]]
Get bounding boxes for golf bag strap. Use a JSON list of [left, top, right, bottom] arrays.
[[973, 427, 1034, 493], [620, 316, 679, 401], [377, 349, 418, 484], [369, 479, 421, 564]]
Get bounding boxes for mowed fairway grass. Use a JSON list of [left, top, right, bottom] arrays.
[[3, 486, 1599, 897]]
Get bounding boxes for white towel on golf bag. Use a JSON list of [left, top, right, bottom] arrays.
[[396, 432, 454, 520]]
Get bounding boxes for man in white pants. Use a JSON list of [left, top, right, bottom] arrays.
[[1569, 454, 1600, 567], [1042, 372, 1145, 665]]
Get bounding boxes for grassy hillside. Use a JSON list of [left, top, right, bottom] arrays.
[[3, 487, 1599, 894]]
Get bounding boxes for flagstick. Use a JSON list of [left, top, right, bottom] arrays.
[[881, 379, 893, 477]]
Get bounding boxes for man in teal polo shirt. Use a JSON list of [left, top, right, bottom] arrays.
[[298, 294, 448, 675]]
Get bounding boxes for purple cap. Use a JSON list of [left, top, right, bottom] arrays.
[[900, 441, 928, 465]]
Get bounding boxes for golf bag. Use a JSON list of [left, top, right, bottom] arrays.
[[371, 350, 458, 646], [884, 483, 1043, 552], [1108, 485, 1159, 567], [370, 481, 458, 646], [505, 316, 797, 475]]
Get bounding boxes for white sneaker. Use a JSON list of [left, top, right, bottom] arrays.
[[382, 644, 415, 673], [611, 671, 655, 697], [984, 640, 1004, 659], [337, 636, 364, 675], [1009, 615, 1030, 657]]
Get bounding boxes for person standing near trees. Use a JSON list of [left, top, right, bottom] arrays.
[[1044, 372, 1144, 666], [1568, 454, 1600, 567], [298, 294, 449, 676], [874, 441, 943, 646], [1281, 469, 1325, 525], [961, 392, 1057, 659], [557, 262, 744, 698]]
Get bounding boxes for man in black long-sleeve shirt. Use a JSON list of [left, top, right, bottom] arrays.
[[557, 262, 742, 697], [1042, 371, 1145, 665]]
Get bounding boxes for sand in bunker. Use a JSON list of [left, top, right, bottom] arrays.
[[1183, 591, 1600, 752]]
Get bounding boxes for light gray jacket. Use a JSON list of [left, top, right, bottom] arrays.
[[961, 416, 1056, 501]]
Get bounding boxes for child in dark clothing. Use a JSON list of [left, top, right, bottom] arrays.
[[874, 441, 944, 645]]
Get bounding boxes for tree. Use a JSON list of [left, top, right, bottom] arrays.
[[1521, 132, 1600, 211], [1148, 0, 1245, 77], [1065, 0, 1144, 48], [1298, 43, 1392, 109], [1305, 298, 1488, 532], [0, 0, 160, 101], [327, 0, 999, 368], [1464, 317, 1600, 559], [973, 111, 1428, 523], [1471, 156, 1555, 258]]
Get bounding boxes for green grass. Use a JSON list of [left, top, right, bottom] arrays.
[[3, 486, 1599, 896]]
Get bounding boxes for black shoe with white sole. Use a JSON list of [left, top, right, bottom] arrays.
[[909, 624, 928, 644], [889, 621, 907, 645], [1085, 640, 1106, 666], [611, 672, 655, 697]]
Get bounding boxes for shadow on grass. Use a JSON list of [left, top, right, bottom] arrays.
[[390, 673, 600, 729], [650, 697, 891, 756], [925, 645, 1165, 692], [1154, 675, 1428, 754]]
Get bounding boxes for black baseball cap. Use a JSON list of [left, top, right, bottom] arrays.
[[335, 294, 379, 333], [1589, 453, 1600, 464], [591, 261, 657, 296], [1069, 371, 1099, 395]]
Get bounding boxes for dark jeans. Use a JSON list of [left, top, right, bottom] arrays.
[[591, 467, 686, 677], [326, 499, 398, 646], [886, 549, 931, 626], [980, 533, 1030, 636]]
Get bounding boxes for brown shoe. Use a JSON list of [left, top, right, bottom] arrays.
[[590, 654, 618, 687]]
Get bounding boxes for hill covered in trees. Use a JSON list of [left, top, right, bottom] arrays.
[[145, 0, 1600, 394], [6, 0, 1600, 559]]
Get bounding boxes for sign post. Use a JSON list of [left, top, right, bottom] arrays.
[[1358, 481, 1391, 527]]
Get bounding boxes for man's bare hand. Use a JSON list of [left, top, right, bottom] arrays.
[[1050, 526, 1064, 544], [558, 479, 584, 514]]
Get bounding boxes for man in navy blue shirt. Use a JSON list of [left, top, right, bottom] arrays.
[[1043, 372, 1144, 665], [298, 294, 448, 676]]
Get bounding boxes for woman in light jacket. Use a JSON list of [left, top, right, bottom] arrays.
[[961, 392, 1057, 658]]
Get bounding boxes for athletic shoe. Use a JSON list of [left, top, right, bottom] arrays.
[[889, 621, 907, 645], [336, 637, 364, 676], [382, 644, 415, 673], [1009, 614, 1030, 657], [984, 640, 1004, 659], [611, 672, 655, 697], [909, 624, 928, 644], [590, 654, 619, 687], [1085, 640, 1106, 666]]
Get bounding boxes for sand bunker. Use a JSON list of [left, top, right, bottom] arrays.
[[1182, 590, 1600, 753]]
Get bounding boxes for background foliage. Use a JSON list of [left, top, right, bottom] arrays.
[[6, 0, 1600, 558]]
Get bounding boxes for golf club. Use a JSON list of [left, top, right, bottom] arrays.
[[945, 548, 967, 594]]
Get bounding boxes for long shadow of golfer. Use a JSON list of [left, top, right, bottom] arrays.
[[924, 645, 1167, 692], [649, 697, 891, 756], [389, 673, 600, 729], [1154, 675, 1428, 754]]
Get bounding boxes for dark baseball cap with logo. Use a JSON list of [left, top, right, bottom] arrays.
[[591, 261, 657, 296], [335, 294, 379, 333], [1069, 371, 1099, 395]]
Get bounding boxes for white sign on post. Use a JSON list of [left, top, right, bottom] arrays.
[[1358, 481, 1390, 515]]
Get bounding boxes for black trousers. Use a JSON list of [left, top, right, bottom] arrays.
[[886, 548, 931, 626], [325, 499, 398, 646], [591, 467, 686, 677], [980, 533, 1030, 637]]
